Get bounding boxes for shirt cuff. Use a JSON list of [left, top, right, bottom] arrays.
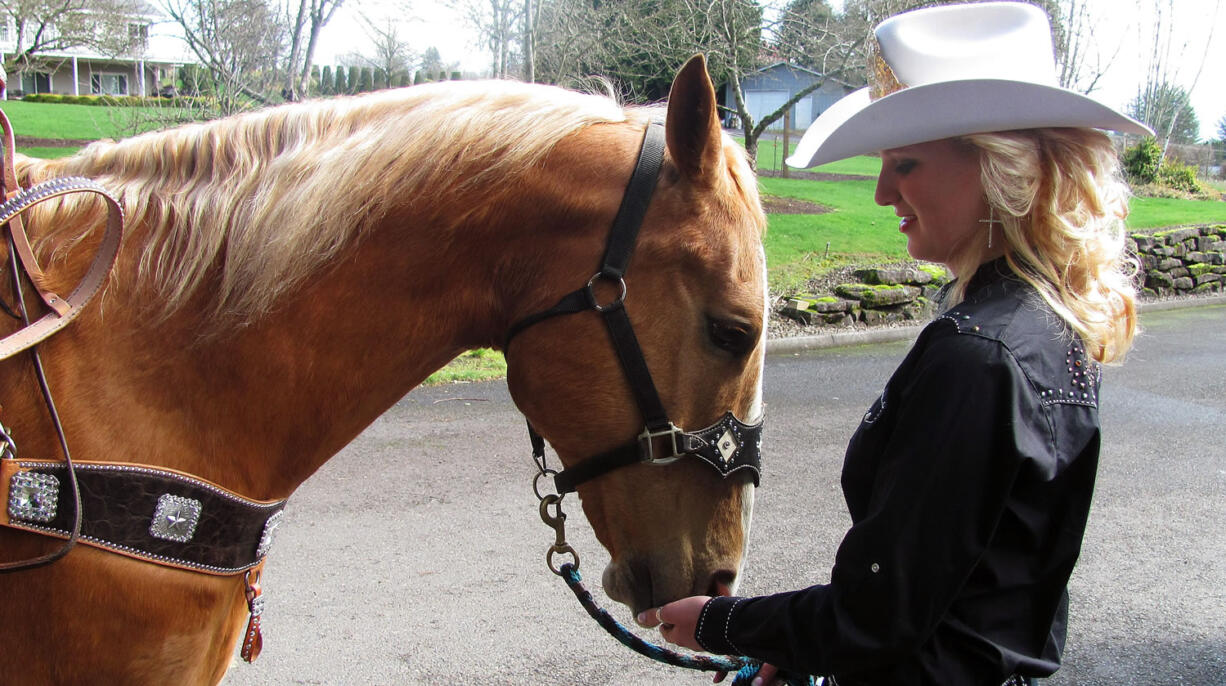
[[695, 595, 746, 655]]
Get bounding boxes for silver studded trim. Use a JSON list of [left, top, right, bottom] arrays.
[[0, 176, 122, 225], [248, 592, 266, 617], [8, 472, 59, 523], [256, 510, 283, 558], [149, 494, 203, 543]]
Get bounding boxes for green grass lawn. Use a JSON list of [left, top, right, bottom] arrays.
[[1128, 196, 1226, 229], [17, 146, 81, 159], [424, 348, 507, 385], [4, 99, 199, 142], [739, 135, 879, 176]]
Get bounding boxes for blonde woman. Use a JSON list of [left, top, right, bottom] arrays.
[[639, 3, 1150, 685]]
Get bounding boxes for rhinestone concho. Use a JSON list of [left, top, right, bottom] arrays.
[[149, 494, 203, 543], [8, 472, 59, 523]]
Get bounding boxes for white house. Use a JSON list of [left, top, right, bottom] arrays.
[[0, 4, 189, 98]]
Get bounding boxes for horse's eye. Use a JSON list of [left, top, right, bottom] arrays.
[[707, 318, 756, 356]]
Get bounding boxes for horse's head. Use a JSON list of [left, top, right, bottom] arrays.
[[505, 56, 767, 614]]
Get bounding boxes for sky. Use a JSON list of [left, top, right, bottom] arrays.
[[316, 0, 1225, 141], [1071, 0, 1224, 141], [315, 2, 487, 73]]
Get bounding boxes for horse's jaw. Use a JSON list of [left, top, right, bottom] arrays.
[[599, 479, 755, 616]]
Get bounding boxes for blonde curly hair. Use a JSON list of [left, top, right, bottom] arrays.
[[946, 128, 1139, 364]]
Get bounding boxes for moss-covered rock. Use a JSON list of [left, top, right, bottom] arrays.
[[917, 263, 951, 285], [1188, 263, 1215, 278], [1154, 227, 1201, 244], [853, 267, 933, 286], [834, 283, 874, 301], [1146, 270, 1175, 289]]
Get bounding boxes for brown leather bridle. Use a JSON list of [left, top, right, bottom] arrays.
[[0, 81, 124, 572], [0, 89, 280, 660]]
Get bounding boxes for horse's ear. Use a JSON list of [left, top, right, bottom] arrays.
[[665, 54, 723, 185]]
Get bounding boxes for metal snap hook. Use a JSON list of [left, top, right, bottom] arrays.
[[540, 494, 579, 574]]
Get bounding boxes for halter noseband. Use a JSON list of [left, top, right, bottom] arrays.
[[504, 123, 763, 494]]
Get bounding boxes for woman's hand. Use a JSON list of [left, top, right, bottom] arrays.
[[637, 598, 783, 686], [636, 595, 710, 652]]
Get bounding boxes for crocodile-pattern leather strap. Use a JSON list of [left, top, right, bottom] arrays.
[[1, 459, 286, 575]]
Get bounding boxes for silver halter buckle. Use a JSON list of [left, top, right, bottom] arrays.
[[637, 423, 684, 464]]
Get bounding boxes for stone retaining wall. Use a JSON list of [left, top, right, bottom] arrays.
[[782, 264, 951, 327], [781, 223, 1226, 328], [1132, 224, 1226, 297]]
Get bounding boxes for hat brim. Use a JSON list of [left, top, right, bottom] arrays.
[[785, 79, 1153, 169]]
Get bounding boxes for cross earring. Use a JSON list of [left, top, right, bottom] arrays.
[[979, 206, 1004, 249]]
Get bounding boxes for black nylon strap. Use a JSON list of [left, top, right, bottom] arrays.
[[600, 123, 666, 279], [504, 289, 589, 348], [600, 304, 670, 431], [506, 122, 762, 494], [554, 443, 639, 494]]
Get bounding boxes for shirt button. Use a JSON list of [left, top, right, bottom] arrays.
[[870, 563, 880, 573]]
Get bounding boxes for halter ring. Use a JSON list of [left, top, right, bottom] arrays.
[[585, 273, 627, 312]]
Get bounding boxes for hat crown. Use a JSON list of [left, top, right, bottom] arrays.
[[877, 2, 1057, 88], [784, 1, 1152, 169]]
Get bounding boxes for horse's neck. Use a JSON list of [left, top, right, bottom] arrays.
[[2, 209, 511, 502], [2, 124, 625, 503]]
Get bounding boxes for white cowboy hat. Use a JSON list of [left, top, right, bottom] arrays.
[[785, 1, 1153, 169]]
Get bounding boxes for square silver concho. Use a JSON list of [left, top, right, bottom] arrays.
[[149, 494, 203, 543], [8, 472, 60, 523]]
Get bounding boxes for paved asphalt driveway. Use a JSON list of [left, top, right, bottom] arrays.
[[225, 303, 1225, 686]]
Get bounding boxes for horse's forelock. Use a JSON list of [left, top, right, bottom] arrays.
[[27, 82, 630, 325]]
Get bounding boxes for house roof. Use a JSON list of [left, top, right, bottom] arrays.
[[748, 61, 858, 90]]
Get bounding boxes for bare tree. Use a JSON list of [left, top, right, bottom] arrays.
[[723, 0, 931, 166], [532, 0, 759, 101], [531, 0, 603, 88], [451, 0, 521, 78], [1051, 0, 1121, 94], [2, 0, 148, 80], [161, 0, 286, 113], [1131, 0, 1221, 151], [356, 10, 417, 89], [1130, 81, 1200, 144], [281, 0, 346, 100], [522, 0, 536, 81]]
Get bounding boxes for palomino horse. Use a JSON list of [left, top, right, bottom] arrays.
[[0, 56, 767, 684]]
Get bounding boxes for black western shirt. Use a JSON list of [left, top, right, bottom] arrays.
[[697, 261, 1104, 685]]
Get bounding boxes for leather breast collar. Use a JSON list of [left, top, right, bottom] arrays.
[[1, 457, 285, 575]]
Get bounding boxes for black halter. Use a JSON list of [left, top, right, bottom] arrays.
[[504, 123, 763, 494]]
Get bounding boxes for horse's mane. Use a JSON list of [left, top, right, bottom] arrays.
[[20, 81, 633, 323]]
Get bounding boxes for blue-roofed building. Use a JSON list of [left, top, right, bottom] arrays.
[[723, 62, 856, 131]]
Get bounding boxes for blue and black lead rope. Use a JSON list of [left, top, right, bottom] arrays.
[[558, 563, 814, 686]]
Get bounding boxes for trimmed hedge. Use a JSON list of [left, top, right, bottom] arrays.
[[21, 93, 211, 108]]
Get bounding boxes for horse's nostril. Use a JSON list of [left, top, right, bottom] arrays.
[[707, 569, 737, 597]]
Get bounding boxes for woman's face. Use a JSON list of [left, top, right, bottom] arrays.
[[874, 138, 993, 268]]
